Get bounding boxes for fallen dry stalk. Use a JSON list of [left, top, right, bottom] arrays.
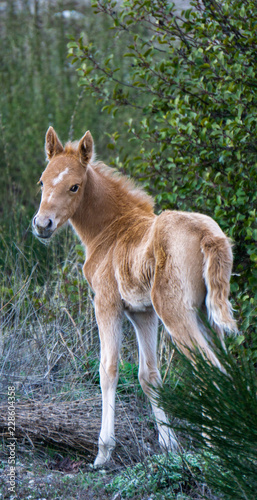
[[0, 396, 157, 463]]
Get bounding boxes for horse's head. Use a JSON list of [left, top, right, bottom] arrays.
[[33, 127, 94, 240]]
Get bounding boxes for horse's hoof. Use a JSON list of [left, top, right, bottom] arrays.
[[93, 448, 112, 468]]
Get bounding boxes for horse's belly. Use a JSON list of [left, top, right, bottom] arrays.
[[121, 290, 152, 312], [115, 264, 153, 313]]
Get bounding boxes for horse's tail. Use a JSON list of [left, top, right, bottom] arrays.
[[201, 234, 237, 334]]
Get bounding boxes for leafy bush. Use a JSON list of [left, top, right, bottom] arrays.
[[69, 0, 257, 333]]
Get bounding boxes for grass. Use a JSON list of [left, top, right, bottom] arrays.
[[1, 221, 94, 385]]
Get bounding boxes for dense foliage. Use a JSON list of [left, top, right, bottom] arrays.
[[69, 0, 257, 335]]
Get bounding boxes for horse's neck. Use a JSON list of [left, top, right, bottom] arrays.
[[70, 165, 126, 249]]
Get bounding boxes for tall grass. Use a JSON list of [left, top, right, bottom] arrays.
[[0, 225, 97, 397]]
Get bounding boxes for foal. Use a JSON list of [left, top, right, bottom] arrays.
[[33, 127, 237, 466]]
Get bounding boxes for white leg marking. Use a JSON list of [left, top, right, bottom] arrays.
[[94, 366, 118, 467], [94, 298, 122, 467]]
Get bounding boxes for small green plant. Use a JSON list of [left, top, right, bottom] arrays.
[[118, 361, 141, 395], [106, 452, 215, 499]]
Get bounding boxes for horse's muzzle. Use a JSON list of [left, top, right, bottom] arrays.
[[32, 215, 55, 240]]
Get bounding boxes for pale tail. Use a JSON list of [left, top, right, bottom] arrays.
[[201, 234, 237, 334]]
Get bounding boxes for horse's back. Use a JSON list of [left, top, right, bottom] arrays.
[[154, 210, 226, 242], [99, 209, 231, 315]]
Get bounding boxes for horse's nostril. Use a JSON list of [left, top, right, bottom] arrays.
[[33, 216, 37, 226], [47, 219, 53, 229]]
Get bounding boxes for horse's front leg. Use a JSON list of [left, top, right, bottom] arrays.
[[93, 293, 123, 467]]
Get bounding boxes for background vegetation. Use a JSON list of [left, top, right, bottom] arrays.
[[1, 0, 257, 498]]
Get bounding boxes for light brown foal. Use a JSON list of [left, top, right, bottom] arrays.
[[33, 127, 237, 466]]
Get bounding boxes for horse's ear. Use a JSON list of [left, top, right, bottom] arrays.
[[78, 130, 94, 166], [45, 126, 63, 160]]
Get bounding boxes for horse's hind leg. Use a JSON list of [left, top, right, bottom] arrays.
[[151, 276, 221, 368], [126, 308, 177, 451]]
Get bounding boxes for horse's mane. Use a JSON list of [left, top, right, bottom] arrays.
[[93, 161, 154, 212], [64, 141, 154, 214]]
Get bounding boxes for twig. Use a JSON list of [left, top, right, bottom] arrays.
[[162, 349, 175, 383], [58, 330, 78, 373], [63, 307, 85, 354], [0, 278, 29, 313]]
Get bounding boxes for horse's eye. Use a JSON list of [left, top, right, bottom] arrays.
[[38, 180, 43, 188], [70, 184, 79, 193]]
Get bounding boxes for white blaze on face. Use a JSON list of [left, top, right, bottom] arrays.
[[52, 167, 69, 186]]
